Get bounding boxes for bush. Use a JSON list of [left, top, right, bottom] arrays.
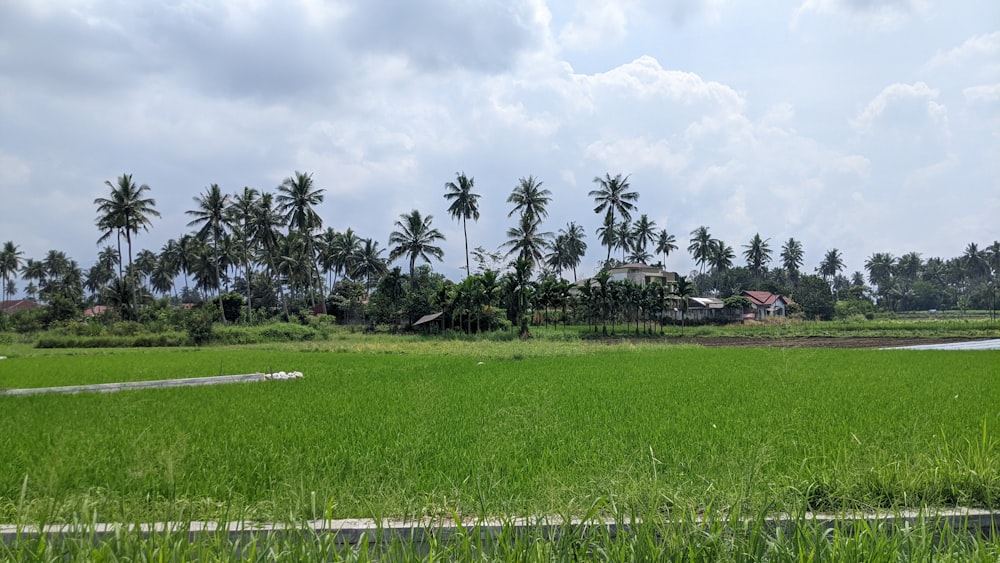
[[211, 322, 329, 345], [35, 332, 190, 348], [184, 306, 217, 346]]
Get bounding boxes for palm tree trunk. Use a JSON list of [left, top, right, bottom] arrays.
[[463, 216, 470, 277]]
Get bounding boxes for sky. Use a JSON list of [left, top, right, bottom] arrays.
[[1, 0, 998, 290]]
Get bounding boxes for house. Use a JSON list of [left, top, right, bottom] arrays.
[[0, 299, 37, 314], [606, 264, 678, 291], [741, 290, 788, 320], [666, 296, 725, 321], [83, 305, 109, 317]]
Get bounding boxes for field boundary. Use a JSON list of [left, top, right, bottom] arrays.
[[1, 509, 996, 544], [0, 373, 273, 396]]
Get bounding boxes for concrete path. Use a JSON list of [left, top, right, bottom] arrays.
[[882, 339, 1000, 350], [1, 509, 996, 544], [1, 373, 275, 396]]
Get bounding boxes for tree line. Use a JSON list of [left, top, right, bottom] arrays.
[[1, 170, 997, 331]]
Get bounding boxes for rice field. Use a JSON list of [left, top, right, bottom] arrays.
[[1, 341, 997, 527]]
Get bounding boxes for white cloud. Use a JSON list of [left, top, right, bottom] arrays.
[[850, 82, 945, 135], [924, 31, 1000, 70]]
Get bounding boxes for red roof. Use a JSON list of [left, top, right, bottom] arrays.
[[741, 291, 786, 306], [83, 305, 109, 316], [0, 299, 38, 313]]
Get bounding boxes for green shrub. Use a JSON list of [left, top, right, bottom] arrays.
[[210, 322, 328, 345], [35, 332, 190, 348]]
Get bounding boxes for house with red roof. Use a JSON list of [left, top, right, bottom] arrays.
[[740, 290, 789, 320], [0, 299, 38, 314]]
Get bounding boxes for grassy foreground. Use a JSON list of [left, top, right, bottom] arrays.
[[1, 339, 997, 524]]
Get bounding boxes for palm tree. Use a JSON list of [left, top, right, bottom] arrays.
[[133, 249, 158, 291], [631, 214, 657, 255], [187, 184, 231, 318], [330, 228, 361, 289], [503, 213, 551, 271], [818, 248, 845, 283], [654, 229, 677, 269], [21, 259, 46, 297], [896, 252, 922, 282], [545, 235, 573, 280], [614, 220, 633, 262], [709, 240, 735, 273], [963, 242, 989, 280], [230, 186, 259, 318], [864, 252, 896, 299], [507, 175, 551, 221], [558, 222, 587, 282], [589, 173, 638, 261], [672, 275, 695, 336], [780, 238, 804, 284], [596, 213, 617, 267], [94, 174, 160, 278], [250, 192, 288, 316], [443, 172, 481, 277], [277, 171, 325, 312], [742, 233, 772, 279], [687, 226, 715, 275], [1, 241, 24, 305], [388, 209, 446, 282], [351, 238, 388, 295]]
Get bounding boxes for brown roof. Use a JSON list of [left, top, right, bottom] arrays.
[[741, 291, 786, 306], [0, 299, 38, 313]]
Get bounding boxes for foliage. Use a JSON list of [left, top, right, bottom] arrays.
[[183, 304, 218, 345], [794, 275, 836, 320]]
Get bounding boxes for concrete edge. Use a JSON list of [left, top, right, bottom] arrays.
[[1, 509, 996, 544], [0, 373, 276, 396]]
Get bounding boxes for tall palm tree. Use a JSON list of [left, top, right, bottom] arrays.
[[672, 275, 696, 336], [503, 213, 551, 271], [352, 238, 388, 295], [507, 175, 551, 221], [818, 248, 845, 283], [655, 229, 677, 269], [250, 192, 288, 316], [277, 171, 325, 312], [1, 241, 24, 305], [94, 174, 159, 314], [443, 172, 481, 277], [631, 214, 657, 255], [687, 226, 715, 274], [94, 174, 160, 279], [388, 209, 446, 282], [331, 228, 361, 289], [133, 249, 158, 291], [589, 173, 638, 261], [230, 186, 259, 318], [187, 184, 231, 318], [780, 238, 804, 284], [545, 235, 570, 279], [614, 220, 633, 262], [864, 252, 896, 296], [596, 213, 617, 267], [709, 240, 735, 273], [963, 242, 989, 280], [742, 233, 772, 279], [558, 222, 588, 282]]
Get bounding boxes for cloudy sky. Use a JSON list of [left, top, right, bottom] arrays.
[[1, 0, 997, 287]]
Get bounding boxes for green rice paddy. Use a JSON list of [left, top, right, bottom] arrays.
[[1, 341, 997, 526]]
